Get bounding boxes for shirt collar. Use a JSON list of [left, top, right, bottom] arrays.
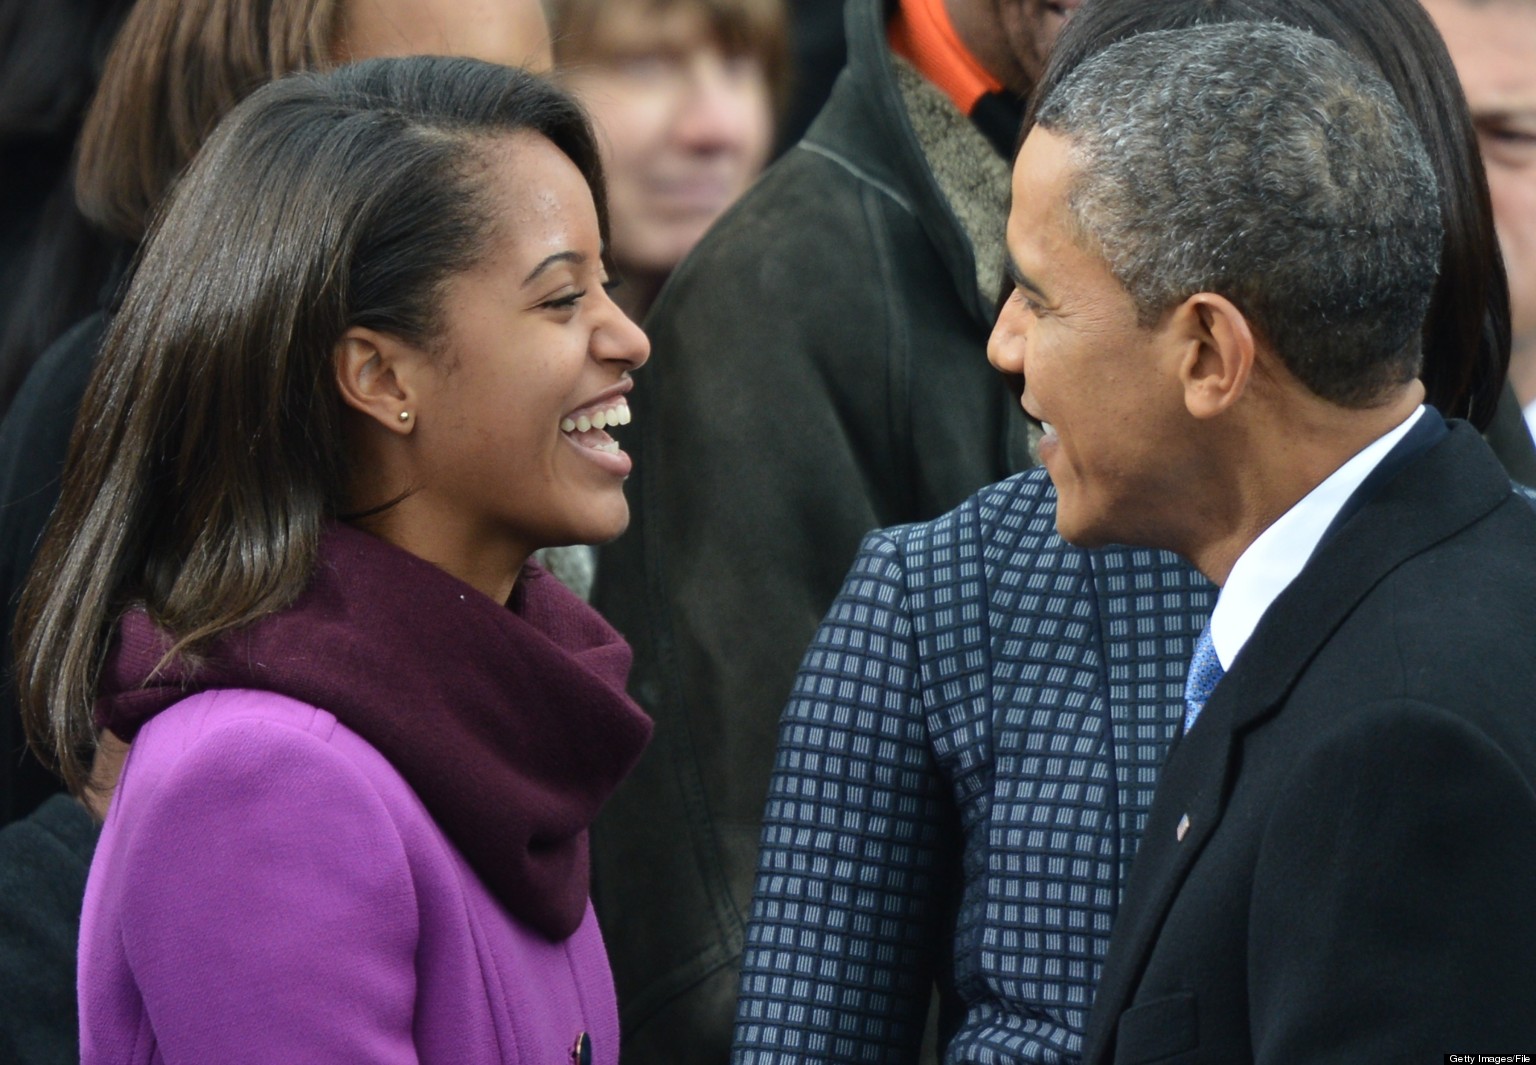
[[1209, 405, 1426, 669]]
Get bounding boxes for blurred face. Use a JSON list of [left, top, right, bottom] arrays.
[[953, 0, 1083, 95], [407, 133, 649, 566], [1424, 0, 1536, 370], [988, 128, 1190, 547], [561, 3, 774, 282], [335, 0, 554, 71]]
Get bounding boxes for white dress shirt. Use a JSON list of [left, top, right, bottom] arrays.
[[1208, 405, 1427, 670], [1523, 396, 1536, 448]]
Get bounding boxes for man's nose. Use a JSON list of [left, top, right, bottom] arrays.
[[988, 301, 1026, 375]]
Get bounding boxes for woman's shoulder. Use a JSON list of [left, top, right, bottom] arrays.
[[134, 688, 368, 761], [118, 689, 418, 833], [94, 690, 429, 932], [864, 468, 1062, 562]]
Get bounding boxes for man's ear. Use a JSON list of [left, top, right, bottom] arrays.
[[1169, 293, 1255, 420], [334, 327, 424, 435]]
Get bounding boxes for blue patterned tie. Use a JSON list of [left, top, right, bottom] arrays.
[[1183, 625, 1224, 734]]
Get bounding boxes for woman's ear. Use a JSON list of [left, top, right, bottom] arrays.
[[1171, 292, 1256, 420], [333, 327, 425, 434]]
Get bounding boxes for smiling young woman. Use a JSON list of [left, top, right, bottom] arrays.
[[15, 57, 650, 1065], [336, 130, 649, 605]]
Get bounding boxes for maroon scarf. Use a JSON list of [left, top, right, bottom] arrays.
[[96, 522, 652, 941]]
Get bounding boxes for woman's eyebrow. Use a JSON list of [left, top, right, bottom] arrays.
[[523, 250, 587, 286]]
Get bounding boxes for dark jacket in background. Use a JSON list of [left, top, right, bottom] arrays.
[[589, 0, 1033, 1060], [776, 0, 846, 154], [0, 794, 100, 1065], [0, 312, 107, 822], [1485, 380, 1536, 487], [0, 0, 131, 415]]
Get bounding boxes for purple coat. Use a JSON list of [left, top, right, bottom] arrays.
[[80, 687, 619, 1064]]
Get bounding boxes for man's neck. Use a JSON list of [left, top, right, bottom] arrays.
[[1204, 405, 1429, 669], [1185, 383, 1427, 585]]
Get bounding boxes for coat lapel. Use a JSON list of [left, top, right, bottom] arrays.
[[1083, 422, 1512, 1063], [1082, 686, 1235, 1062]]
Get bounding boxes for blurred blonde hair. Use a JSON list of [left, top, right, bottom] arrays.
[[76, 0, 341, 240], [550, 0, 790, 116]]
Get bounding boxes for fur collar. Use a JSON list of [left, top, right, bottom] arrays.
[[893, 54, 1011, 307]]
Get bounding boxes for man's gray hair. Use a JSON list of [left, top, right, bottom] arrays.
[[1034, 21, 1442, 407]]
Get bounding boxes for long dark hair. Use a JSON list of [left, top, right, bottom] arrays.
[[17, 56, 607, 793], [1030, 0, 1509, 430]]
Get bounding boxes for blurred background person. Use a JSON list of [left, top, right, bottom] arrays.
[[1423, 0, 1536, 480], [0, 9, 132, 1062], [551, 0, 787, 322], [335, 0, 551, 64], [0, 0, 132, 420]]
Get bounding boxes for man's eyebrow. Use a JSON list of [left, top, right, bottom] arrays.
[[1006, 256, 1047, 299], [523, 250, 587, 286]]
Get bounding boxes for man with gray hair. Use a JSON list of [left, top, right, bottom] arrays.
[[987, 21, 1536, 1061]]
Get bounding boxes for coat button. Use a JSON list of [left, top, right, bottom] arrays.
[[1176, 814, 1191, 842], [570, 1032, 592, 1065]]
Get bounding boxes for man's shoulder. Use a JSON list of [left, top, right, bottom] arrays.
[[1271, 430, 1536, 732], [1359, 489, 1536, 655], [1316, 421, 1536, 587], [1353, 422, 1536, 579]]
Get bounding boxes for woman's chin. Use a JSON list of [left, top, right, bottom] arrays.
[[548, 498, 631, 552]]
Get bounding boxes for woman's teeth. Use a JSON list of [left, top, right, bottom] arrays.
[[561, 403, 632, 434]]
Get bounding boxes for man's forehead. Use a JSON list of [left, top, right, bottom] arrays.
[[1008, 127, 1082, 249], [1010, 128, 1077, 209]]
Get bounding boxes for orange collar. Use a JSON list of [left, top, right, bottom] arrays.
[[888, 0, 1004, 115]]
